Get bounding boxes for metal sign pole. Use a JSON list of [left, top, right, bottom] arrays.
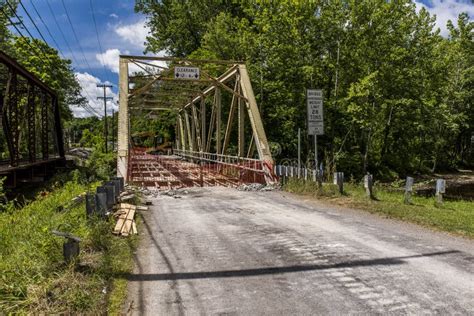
[[314, 134, 318, 170], [298, 128, 301, 177]]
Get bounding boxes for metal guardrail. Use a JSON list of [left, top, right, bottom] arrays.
[[174, 149, 265, 174]]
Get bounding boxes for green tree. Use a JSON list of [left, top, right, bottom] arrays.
[[137, 0, 474, 178]]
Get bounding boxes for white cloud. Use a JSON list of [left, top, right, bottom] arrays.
[[110, 13, 119, 19], [96, 48, 126, 74], [115, 19, 150, 49], [415, 0, 474, 37], [74, 72, 118, 118], [96, 48, 168, 74]]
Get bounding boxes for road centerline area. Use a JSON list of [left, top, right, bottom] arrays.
[[126, 187, 474, 315]]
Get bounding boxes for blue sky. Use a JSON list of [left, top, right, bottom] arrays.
[[12, 0, 152, 117], [8, 0, 474, 117]]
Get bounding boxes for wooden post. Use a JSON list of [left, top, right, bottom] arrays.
[[404, 176, 414, 204]]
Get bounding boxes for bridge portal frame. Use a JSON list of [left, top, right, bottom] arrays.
[[117, 55, 274, 183]]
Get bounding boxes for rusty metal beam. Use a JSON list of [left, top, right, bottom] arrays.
[[27, 83, 36, 162], [121, 54, 244, 65]]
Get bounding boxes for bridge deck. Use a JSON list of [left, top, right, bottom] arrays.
[[0, 157, 63, 175], [128, 151, 265, 190]]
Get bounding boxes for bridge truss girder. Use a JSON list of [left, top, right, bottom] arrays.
[[0, 51, 64, 168], [117, 55, 274, 183]]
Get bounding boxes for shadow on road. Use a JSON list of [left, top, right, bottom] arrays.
[[126, 250, 460, 282]]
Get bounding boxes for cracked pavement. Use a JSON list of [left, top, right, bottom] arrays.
[[126, 187, 474, 315]]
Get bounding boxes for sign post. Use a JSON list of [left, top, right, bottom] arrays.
[[307, 89, 324, 178]]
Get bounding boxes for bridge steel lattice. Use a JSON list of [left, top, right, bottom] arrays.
[[117, 55, 275, 186], [0, 51, 65, 186]]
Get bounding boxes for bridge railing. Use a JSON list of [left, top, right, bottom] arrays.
[[174, 149, 269, 184]]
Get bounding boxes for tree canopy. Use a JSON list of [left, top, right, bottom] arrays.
[[137, 0, 473, 179]]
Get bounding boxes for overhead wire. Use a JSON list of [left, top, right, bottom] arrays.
[[18, 0, 48, 45], [61, 0, 111, 117], [45, 0, 102, 117], [89, 0, 115, 116], [4, 0, 50, 59], [60, 0, 95, 76], [4, 1, 103, 118], [0, 4, 39, 55], [89, 0, 110, 84], [29, 0, 66, 59]]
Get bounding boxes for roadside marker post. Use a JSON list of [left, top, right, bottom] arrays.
[[298, 128, 301, 178], [95, 192, 107, 216], [404, 176, 414, 204], [334, 172, 344, 194], [85, 193, 96, 218], [364, 173, 374, 199], [52, 230, 81, 263], [436, 179, 446, 205]]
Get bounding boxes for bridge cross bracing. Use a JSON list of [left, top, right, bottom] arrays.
[[117, 55, 275, 188], [0, 51, 65, 187]]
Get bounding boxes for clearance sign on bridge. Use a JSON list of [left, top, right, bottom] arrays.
[[174, 66, 200, 79], [307, 89, 324, 135]]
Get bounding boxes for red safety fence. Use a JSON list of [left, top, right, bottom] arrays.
[[127, 147, 275, 189]]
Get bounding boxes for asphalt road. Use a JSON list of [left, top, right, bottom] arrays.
[[126, 187, 474, 315]]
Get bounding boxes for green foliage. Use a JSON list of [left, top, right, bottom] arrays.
[[137, 0, 474, 177], [283, 179, 474, 237], [0, 177, 136, 313], [85, 151, 116, 181]]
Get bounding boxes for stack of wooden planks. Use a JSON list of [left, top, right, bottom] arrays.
[[113, 203, 138, 236]]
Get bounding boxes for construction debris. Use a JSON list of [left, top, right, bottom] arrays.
[[119, 194, 135, 202], [113, 203, 138, 236], [237, 183, 280, 192]]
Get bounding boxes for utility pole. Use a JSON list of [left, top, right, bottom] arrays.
[[97, 84, 113, 153], [111, 109, 115, 151]]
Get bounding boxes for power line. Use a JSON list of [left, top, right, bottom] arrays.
[[18, 0, 48, 44], [5, 1, 103, 119], [97, 83, 113, 152], [4, 0, 49, 59], [29, 0, 66, 59], [0, 5, 38, 55], [89, 0, 110, 83], [58, 0, 107, 119], [45, 0, 81, 69], [44, 0, 101, 117], [60, 0, 95, 76], [5, 1, 36, 41]]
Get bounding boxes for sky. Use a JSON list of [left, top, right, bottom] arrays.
[[8, 0, 474, 118]]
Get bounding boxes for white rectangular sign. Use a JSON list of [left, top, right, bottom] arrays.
[[174, 66, 200, 79], [307, 89, 324, 135]]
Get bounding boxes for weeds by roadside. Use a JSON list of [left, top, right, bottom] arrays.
[[283, 178, 474, 238], [0, 173, 136, 314]]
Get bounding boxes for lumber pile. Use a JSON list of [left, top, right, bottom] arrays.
[[113, 203, 138, 236]]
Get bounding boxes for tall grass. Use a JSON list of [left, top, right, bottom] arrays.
[[283, 178, 474, 238], [0, 176, 136, 313]]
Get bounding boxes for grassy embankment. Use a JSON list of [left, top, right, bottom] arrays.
[[0, 175, 137, 314], [283, 178, 474, 238]]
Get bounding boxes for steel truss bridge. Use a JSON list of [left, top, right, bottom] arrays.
[[117, 55, 276, 189], [0, 51, 65, 187]]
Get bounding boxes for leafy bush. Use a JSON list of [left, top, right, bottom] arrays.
[[0, 180, 135, 313]]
